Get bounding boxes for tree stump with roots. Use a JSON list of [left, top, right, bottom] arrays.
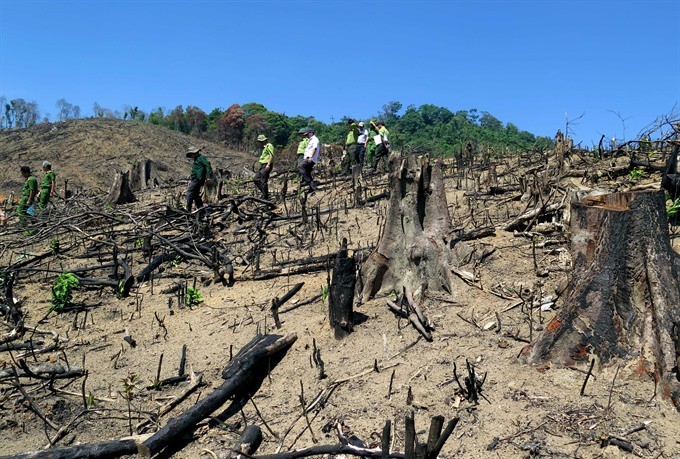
[[523, 190, 680, 408], [359, 154, 470, 301]]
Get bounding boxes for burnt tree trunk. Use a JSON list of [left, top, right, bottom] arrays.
[[104, 171, 135, 205], [524, 190, 680, 408], [329, 238, 356, 339], [129, 159, 160, 192], [662, 145, 679, 199], [360, 154, 468, 300]]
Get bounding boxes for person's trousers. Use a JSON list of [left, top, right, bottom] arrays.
[[372, 144, 389, 171], [343, 143, 358, 174], [299, 160, 315, 189], [186, 179, 204, 212], [38, 188, 50, 210], [357, 143, 367, 167], [254, 163, 271, 199]]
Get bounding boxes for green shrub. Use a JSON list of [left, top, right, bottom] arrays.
[[51, 273, 79, 312], [186, 287, 203, 307]]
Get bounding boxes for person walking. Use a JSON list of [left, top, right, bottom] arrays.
[[371, 120, 390, 172], [296, 127, 309, 168], [17, 166, 38, 223], [255, 134, 274, 200], [342, 119, 360, 175], [357, 121, 368, 168], [38, 161, 56, 211], [299, 128, 320, 192], [185, 145, 213, 214]]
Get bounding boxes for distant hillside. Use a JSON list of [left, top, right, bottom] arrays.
[[0, 119, 254, 197]]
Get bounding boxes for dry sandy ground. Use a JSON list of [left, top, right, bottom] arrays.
[[1, 165, 679, 459]]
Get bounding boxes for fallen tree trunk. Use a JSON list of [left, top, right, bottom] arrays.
[[523, 190, 680, 408], [3, 333, 298, 459], [144, 333, 297, 455]]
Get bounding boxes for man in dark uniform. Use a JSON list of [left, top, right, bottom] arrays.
[[185, 145, 213, 214]]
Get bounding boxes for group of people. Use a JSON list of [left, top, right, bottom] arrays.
[[254, 127, 321, 199], [14, 161, 57, 223], [185, 120, 389, 213], [342, 119, 390, 175]]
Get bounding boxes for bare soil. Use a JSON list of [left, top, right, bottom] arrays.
[[0, 122, 679, 459]]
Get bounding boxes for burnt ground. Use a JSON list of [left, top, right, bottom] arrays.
[[0, 122, 679, 459]]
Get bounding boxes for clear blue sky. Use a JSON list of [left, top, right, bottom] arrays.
[[1, 0, 679, 146]]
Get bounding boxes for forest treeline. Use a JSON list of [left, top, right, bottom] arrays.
[[0, 96, 553, 155]]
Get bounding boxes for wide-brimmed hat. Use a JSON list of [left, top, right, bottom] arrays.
[[257, 134, 267, 142], [358, 122, 365, 127], [185, 145, 201, 157], [298, 127, 308, 134]]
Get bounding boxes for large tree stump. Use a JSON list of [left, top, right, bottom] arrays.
[[524, 190, 680, 408], [360, 154, 468, 300], [129, 159, 160, 192], [104, 170, 135, 205]]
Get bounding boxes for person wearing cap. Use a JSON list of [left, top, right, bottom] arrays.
[[38, 161, 56, 211], [255, 134, 274, 200], [342, 119, 360, 175], [185, 145, 213, 213], [357, 122, 369, 169], [370, 120, 390, 172], [17, 166, 38, 223], [299, 128, 320, 192], [296, 127, 309, 168]]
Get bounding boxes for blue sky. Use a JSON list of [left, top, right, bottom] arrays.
[[1, 0, 678, 146]]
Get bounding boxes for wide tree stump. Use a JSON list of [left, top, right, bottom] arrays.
[[360, 154, 467, 300], [104, 170, 135, 205], [524, 190, 680, 408]]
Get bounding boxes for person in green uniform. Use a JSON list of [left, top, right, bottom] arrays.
[[296, 127, 309, 168], [342, 119, 360, 175], [254, 134, 274, 200], [185, 145, 213, 214], [38, 161, 56, 211], [18, 166, 38, 223]]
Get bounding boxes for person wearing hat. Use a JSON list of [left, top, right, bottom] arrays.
[[342, 119, 360, 175], [38, 161, 56, 211], [185, 145, 213, 214], [299, 128, 320, 192], [296, 127, 310, 168], [255, 134, 274, 200], [357, 121, 369, 169], [17, 166, 38, 223]]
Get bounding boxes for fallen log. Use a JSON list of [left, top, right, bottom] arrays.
[[229, 425, 263, 459], [143, 333, 297, 456], [3, 333, 297, 459]]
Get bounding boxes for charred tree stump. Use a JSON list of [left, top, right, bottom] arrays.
[[360, 154, 467, 300], [329, 239, 356, 339], [523, 190, 680, 408], [104, 171, 135, 206], [129, 159, 160, 192]]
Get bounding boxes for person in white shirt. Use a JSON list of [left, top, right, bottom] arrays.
[[357, 121, 368, 168], [299, 128, 320, 191]]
